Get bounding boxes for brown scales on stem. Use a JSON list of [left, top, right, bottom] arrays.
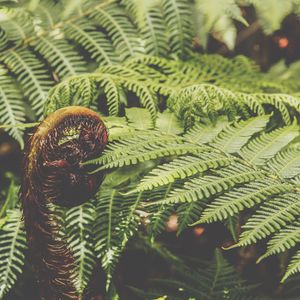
[[20, 106, 108, 300]]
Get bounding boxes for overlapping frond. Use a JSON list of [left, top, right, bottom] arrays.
[[84, 113, 300, 281]]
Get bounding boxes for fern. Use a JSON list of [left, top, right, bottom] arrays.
[[0, 70, 25, 148], [257, 221, 300, 262], [2, 48, 53, 116], [135, 152, 235, 192], [83, 113, 300, 281], [161, 0, 193, 56], [233, 194, 300, 247], [282, 250, 300, 282], [33, 37, 87, 79], [0, 8, 34, 47], [90, 3, 143, 60], [267, 145, 300, 179], [63, 18, 118, 65], [94, 187, 142, 288], [65, 202, 96, 295], [145, 163, 265, 207], [240, 122, 299, 166], [199, 180, 293, 223], [0, 209, 27, 299], [133, 247, 258, 300], [210, 115, 270, 154]]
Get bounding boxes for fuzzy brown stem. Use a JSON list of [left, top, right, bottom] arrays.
[[21, 106, 107, 299]]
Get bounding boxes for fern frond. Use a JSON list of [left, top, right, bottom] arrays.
[[0, 209, 27, 299], [177, 201, 205, 235], [184, 118, 229, 144], [267, 145, 300, 178], [33, 37, 87, 79], [161, 0, 193, 56], [90, 3, 143, 60], [282, 250, 300, 282], [0, 70, 25, 148], [122, 0, 169, 56], [147, 163, 265, 207], [86, 133, 204, 171], [257, 221, 300, 263], [139, 7, 168, 56], [63, 18, 119, 65], [135, 151, 235, 192], [199, 180, 293, 224], [140, 248, 254, 300], [146, 183, 177, 238], [234, 194, 300, 247], [30, 0, 62, 29], [210, 115, 270, 154], [94, 187, 142, 288], [240, 122, 299, 166], [65, 202, 96, 295], [0, 8, 34, 47], [2, 48, 54, 116]]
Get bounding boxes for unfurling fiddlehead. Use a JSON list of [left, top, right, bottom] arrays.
[[20, 106, 108, 300]]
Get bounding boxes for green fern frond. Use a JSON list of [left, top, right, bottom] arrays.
[[257, 221, 300, 263], [0, 70, 25, 148], [63, 18, 119, 65], [282, 250, 300, 282], [65, 202, 96, 295], [147, 163, 265, 207], [135, 151, 235, 192], [184, 118, 229, 144], [94, 187, 142, 288], [267, 145, 300, 178], [98, 76, 122, 116], [177, 201, 205, 235], [210, 115, 270, 154], [240, 122, 299, 166], [234, 194, 300, 247], [122, 0, 169, 56], [120, 77, 158, 121], [161, 0, 193, 56], [0, 209, 27, 299], [255, 93, 295, 125], [90, 3, 143, 60], [146, 183, 178, 238], [0, 8, 34, 47], [2, 48, 54, 116], [33, 37, 87, 79], [199, 180, 293, 224], [86, 132, 204, 171], [30, 0, 62, 29], [139, 248, 254, 300]]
